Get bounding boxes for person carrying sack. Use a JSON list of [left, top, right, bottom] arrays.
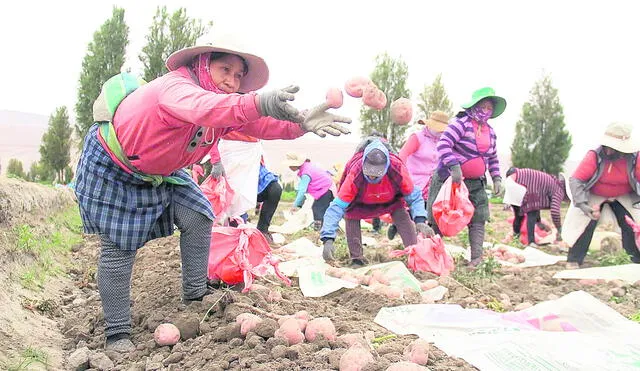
[[426, 87, 506, 267], [74, 33, 352, 352]]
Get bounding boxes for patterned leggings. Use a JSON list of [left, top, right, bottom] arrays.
[[97, 202, 212, 337]]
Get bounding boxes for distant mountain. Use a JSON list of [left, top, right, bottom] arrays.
[[0, 109, 579, 179], [0, 110, 49, 175]]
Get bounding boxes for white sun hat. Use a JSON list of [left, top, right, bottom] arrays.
[[600, 122, 639, 154], [165, 32, 269, 93]]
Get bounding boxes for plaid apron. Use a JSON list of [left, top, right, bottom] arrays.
[[75, 124, 214, 250]]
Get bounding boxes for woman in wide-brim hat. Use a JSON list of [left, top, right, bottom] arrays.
[[285, 152, 336, 231], [386, 111, 451, 240], [425, 87, 506, 267], [562, 122, 640, 268], [74, 32, 352, 352]]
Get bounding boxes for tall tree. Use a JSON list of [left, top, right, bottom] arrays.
[[417, 73, 453, 118], [360, 53, 411, 149], [140, 6, 211, 81], [511, 74, 572, 175], [75, 7, 129, 145], [27, 161, 53, 183], [40, 107, 73, 183], [7, 159, 25, 179]]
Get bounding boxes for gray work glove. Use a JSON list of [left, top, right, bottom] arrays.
[[211, 161, 225, 180], [450, 164, 462, 184], [578, 203, 599, 220], [301, 103, 352, 137], [322, 239, 336, 261], [415, 222, 435, 237], [492, 177, 503, 196], [258, 85, 304, 123]]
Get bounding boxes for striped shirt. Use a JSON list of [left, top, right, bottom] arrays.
[[437, 115, 500, 179], [515, 168, 566, 230]]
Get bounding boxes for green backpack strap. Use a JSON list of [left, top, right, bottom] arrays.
[[93, 72, 146, 122], [95, 73, 189, 187]]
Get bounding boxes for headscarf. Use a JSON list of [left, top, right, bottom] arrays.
[[362, 139, 390, 184], [191, 53, 226, 94], [467, 103, 493, 124]]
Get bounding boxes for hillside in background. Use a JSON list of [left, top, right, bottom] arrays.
[[0, 109, 577, 179], [0, 110, 49, 175]]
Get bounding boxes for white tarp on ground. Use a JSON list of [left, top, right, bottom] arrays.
[[269, 198, 314, 234], [553, 264, 640, 284], [375, 291, 640, 370], [275, 238, 423, 297], [445, 243, 565, 268]]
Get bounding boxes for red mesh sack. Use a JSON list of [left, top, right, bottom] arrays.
[[200, 175, 235, 221], [208, 225, 291, 292], [432, 178, 475, 237], [507, 215, 555, 245], [389, 235, 454, 276]]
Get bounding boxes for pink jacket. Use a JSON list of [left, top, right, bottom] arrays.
[[102, 66, 305, 176], [399, 128, 439, 191], [298, 162, 334, 200]]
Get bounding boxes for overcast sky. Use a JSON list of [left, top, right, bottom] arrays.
[[1, 0, 638, 161]]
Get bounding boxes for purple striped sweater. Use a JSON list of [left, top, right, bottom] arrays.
[[515, 168, 566, 230], [436, 114, 500, 179]]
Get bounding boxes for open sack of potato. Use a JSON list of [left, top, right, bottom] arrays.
[[389, 235, 454, 276], [207, 225, 291, 292]]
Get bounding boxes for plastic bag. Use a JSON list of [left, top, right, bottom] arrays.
[[431, 178, 475, 236], [208, 225, 291, 292], [200, 175, 235, 223], [507, 215, 556, 245], [218, 139, 262, 217], [389, 235, 454, 276], [624, 216, 640, 251]]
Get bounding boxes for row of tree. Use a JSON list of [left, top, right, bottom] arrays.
[[22, 6, 571, 184], [15, 6, 208, 184], [361, 55, 572, 175]]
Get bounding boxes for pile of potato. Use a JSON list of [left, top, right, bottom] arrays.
[[325, 267, 443, 302], [488, 246, 526, 264]]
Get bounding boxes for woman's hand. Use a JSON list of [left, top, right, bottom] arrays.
[[257, 86, 305, 123], [211, 161, 225, 180], [449, 165, 462, 184], [578, 203, 599, 220], [300, 103, 352, 137]]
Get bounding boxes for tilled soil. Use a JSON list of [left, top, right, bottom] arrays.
[[56, 205, 640, 370]]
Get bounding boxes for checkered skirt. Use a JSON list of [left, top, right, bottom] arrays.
[[75, 124, 213, 250]]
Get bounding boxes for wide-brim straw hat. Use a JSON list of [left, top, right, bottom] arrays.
[[419, 110, 450, 132], [600, 122, 639, 154], [283, 153, 307, 168], [165, 33, 269, 93]]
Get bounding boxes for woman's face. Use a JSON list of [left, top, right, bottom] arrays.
[[476, 98, 495, 117], [365, 175, 382, 183], [209, 54, 246, 93], [603, 146, 621, 156]]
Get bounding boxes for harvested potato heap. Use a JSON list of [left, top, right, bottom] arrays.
[[488, 246, 526, 264], [325, 267, 444, 303]]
